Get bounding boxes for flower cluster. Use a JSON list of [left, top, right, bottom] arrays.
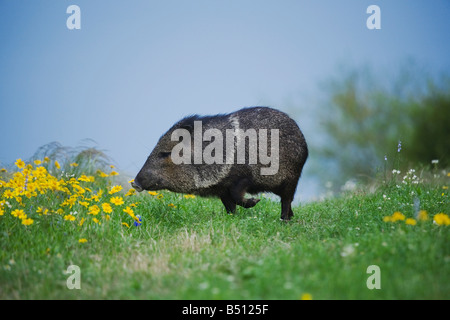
[[401, 169, 421, 185], [391, 168, 421, 185], [383, 210, 449, 226], [146, 190, 196, 209], [383, 164, 448, 227], [433, 213, 450, 226], [0, 158, 140, 232], [10, 208, 34, 225]]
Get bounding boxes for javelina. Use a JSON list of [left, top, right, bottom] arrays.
[[132, 106, 308, 220]]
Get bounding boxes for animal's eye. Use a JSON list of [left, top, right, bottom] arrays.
[[159, 152, 171, 159]]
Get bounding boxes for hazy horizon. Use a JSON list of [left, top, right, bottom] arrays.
[[1, 1, 449, 201]]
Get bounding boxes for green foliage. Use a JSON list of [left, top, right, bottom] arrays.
[[315, 65, 450, 188], [405, 85, 450, 166]]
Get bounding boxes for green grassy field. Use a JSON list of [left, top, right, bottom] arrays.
[[0, 157, 449, 300]]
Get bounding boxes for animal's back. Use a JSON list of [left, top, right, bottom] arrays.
[[229, 106, 308, 191]]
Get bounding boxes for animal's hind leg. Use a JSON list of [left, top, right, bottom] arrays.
[[230, 178, 260, 209], [220, 194, 236, 213], [280, 196, 294, 221]]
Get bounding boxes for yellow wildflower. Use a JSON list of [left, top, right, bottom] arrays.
[[148, 191, 158, 196], [21, 218, 34, 226], [78, 175, 95, 182], [391, 211, 405, 222], [73, 184, 85, 195], [34, 159, 42, 165], [54, 161, 61, 169], [11, 209, 25, 218], [102, 203, 112, 214], [93, 217, 100, 224], [110, 171, 119, 176], [23, 190, 34, 199], [43, 157, 50, 163], [157, 193, 164, 200], [64, 214, 76, 221], [383, 211, 406, 223], [433, 213, 450, 226], [183, 194, 196, 199], [79, 201, 89, 208], [3, 189, 14, 199], [79, 218, 86, 226], [168, 203, 177, 208], [110, 196, 124, 206], [97, 170, 109, 177], [70, 163, 79, 167], [405, 218, 417, 226], [123, 206, 134, 216], [78, 238, 88, 243], [123, 206, 139, 222], [88, 205, 100, 215], [34, 166, 47, 176], [125, 189, 136, 197], [87, 194, 98, 202], [109, 185, 123, 195], [15, 159, 25, 169], [417, 210, 428, 221], [122, 222, 130, 228], [300, 293, 313, 300]]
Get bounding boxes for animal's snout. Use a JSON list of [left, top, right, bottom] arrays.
[[131, 179, 143, 192]]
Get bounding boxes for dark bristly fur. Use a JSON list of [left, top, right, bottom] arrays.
[[132, 107, 308, 220]]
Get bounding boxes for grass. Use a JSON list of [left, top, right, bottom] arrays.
[[0, 151, 449, 300]]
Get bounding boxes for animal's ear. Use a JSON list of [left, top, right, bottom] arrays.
[[179, 123, 194, 132], [176, 116, 197, 133]]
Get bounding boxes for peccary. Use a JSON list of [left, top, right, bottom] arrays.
[[132, 106, 308, 220]]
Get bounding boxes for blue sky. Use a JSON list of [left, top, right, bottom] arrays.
[[1, 0, 449, 201]]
